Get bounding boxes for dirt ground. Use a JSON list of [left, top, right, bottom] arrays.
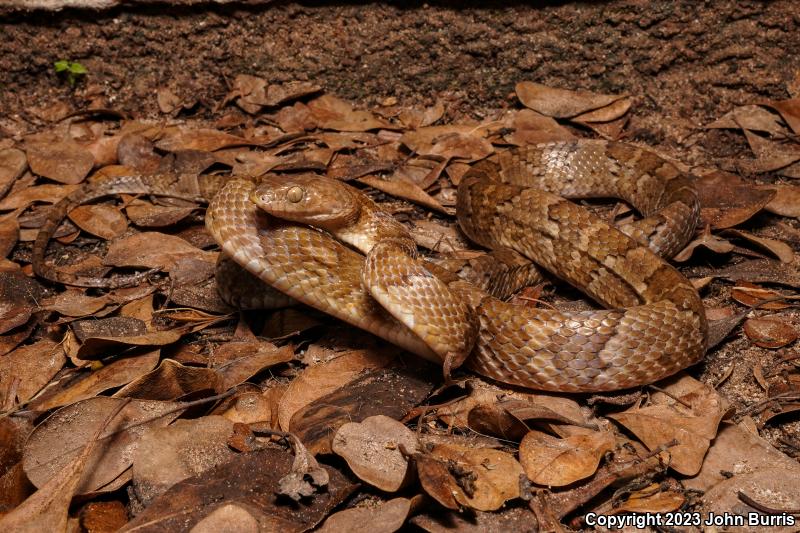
[[2, 0, 800, 530]]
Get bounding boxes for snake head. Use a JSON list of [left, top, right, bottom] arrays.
[[250, 173, 361, 230]]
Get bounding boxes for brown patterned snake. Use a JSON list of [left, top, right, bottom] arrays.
[[33, 140, 708, 392]]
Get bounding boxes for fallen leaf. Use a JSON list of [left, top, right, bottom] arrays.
[[113, 359, 220, 400], [764, 183, 800, 217], [131, 416, 238, 505], [764, 97, 800, 134], [694, 171, 776, 228], [155, 127, 251, 152], [706, 105, 787, 135], [731, 281, 792, 309], [503, 109, 575, 146], [308, 95, 392, 132], [125, 201, 197, 227], [332, 415, 419, 492], [358, 175, 450, 214], [673, 228, 734, 262], [0, 184, 80, 211], [23, 397, 183, 495], [69, 204, 128, 240], [120, 448, 356, 532], [721, 228, 794, 263], [608, 375, 729, 476], [609, 483, 685, 514], [744, 318, 798, 348], [0, 148, 27, 195], [417, 443, 523, 511], [740, 129, 800, 176], [277, 349, 395, 432], [190, 504, 259, 533], [317, 497, 411, 533], [215, 341, 295, 390], [519, 429, 615, 486], [0, 340, 65, 409], [516, 81, 627, 118], [26, 138, 94, 184]]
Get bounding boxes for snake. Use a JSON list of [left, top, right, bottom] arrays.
[[33, 140, 708, 392]]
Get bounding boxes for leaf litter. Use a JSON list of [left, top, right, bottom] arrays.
[[1, 77, 799, 531]]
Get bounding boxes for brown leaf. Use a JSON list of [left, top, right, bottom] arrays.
[[120, 448, 356, 532], [215, 341, 295, 390], [410, 219, 470, 252], [731, 281, 791, 309], [515, 81, 627, 118], [0, 215, 19, 260], [103, 231, 217, 279], [26, 138, 94, 184], [764, 183, 800, 217], [23, 397, 183, 495], [740, 129, 800, 176], [519, 429, 615, 486], [706, 105, 787, 135], [0, 148, 27, 195], [417, 443, 523, 512], [155, 127, 251, 152], [273, 102, 318, 133], [29, 350, 160, 411], [308, 95, 392, 132], [743, 317, 798, 348], [0, 271, 44, 335], [503, 109, 575, 146], [131, 416, 238, 505], [190, 503, 259, 533], [611, 483, 685, 514], [116, 133, 161, 172], [114, 359, 220, 400], [400, 125, 486, 157], [721, 228, 794, 263], [673, 228, 734, 262], [317, 498, 411, 533], [1, 401, 124, 533], [358, 175, 450, 215], [42, 289, 112, 317], [68, 204, 128, 240], [572, 96, 632, 123], [124, 201, 196, 228], [694, 171, 776, 228], [0, 340, 65, 409], [763, 97, 800, 134], [0, 184, 80, 211], [331, 415, 419, 492], [609, 375, 729, 476], [277, 349, 394, 432], [290, 363, 436, 455]]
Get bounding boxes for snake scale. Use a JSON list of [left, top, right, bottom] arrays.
[[33, 140, 708, 392]]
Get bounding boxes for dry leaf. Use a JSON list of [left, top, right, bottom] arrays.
[[673, 228, 734, 262], [764, 97, 800, 134], [731, 281, 791, 309], [0, 148, 27, 195], [706, 105, 787, 135], [417, 443, 523, 512], [68, 204, 128, 240], [0, 340, 65, 408], [331, 415, 419, 492], [609, 375, 729, 476], [215, 341, 295, 390], [0, 184, 80, 211], [503, 109, 575, 146], [358, 175, 450, 214], [155, 127, 251, 152], [694, 171, 776, 228], [113, 359, 220, 400], [308, 95, 392, 132], [519, 429, 615, 486], [721, 228, 794, 263], [131, 416, 238, 505], [277, 349, 394, 432], [743, 318, 798, 348], [764, 183, 800, 217], [23, 396, 183, 494], [610, 483, 685, 514], [26, 138, 94, 184], [317, 498, 411, 533], [515, 81, 627, 118]]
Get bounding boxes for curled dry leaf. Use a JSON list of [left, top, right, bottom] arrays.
[[721, 228, 794, 263], [316, 497, 411, 533], [0, 340, 65, 408], [132, 416, 239, 505], [740, 129, 800, 177], [23, 396, 184, 495], [416, 443, 523, 512], [519, 428, 615, 487], [278, 433, 330, 501], [694, 171, 776, 229], [124, 202, 196, 228], [743, 317, 798, 348], [609, 483, 685, 514], [705, 105, 787, 136], [26, 138, 94, 184], [154, 127, 251, 153], [29, 350, 160, 412], [0, 183, 80, 211], [68, 204, 128, 240], [331, 415, 419, 492], [120, 448, 356, 532], [0, 148, 27, 195], [764, 183, 800, 217], [673, 228, 734, 262], [503, 109, 575, 146], [764, 97, 800, 134], [358, 175, 449, 215], [113, 359, 221, 400], [731, 281, 791, 310], [515, 81, 627, 118], [609, 375, 729, 476], [277, 348, 394, 432], [308, 94, 392, 132]]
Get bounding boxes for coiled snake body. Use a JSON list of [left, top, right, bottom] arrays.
[[34, 140, 708, 392]]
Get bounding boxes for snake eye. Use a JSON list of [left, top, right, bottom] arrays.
[[286, 186, 304, 203]]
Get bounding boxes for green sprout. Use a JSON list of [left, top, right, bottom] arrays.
[[54, 60, 88, 86]]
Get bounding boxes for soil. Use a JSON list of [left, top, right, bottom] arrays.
[[2, 0, 800, 527]]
